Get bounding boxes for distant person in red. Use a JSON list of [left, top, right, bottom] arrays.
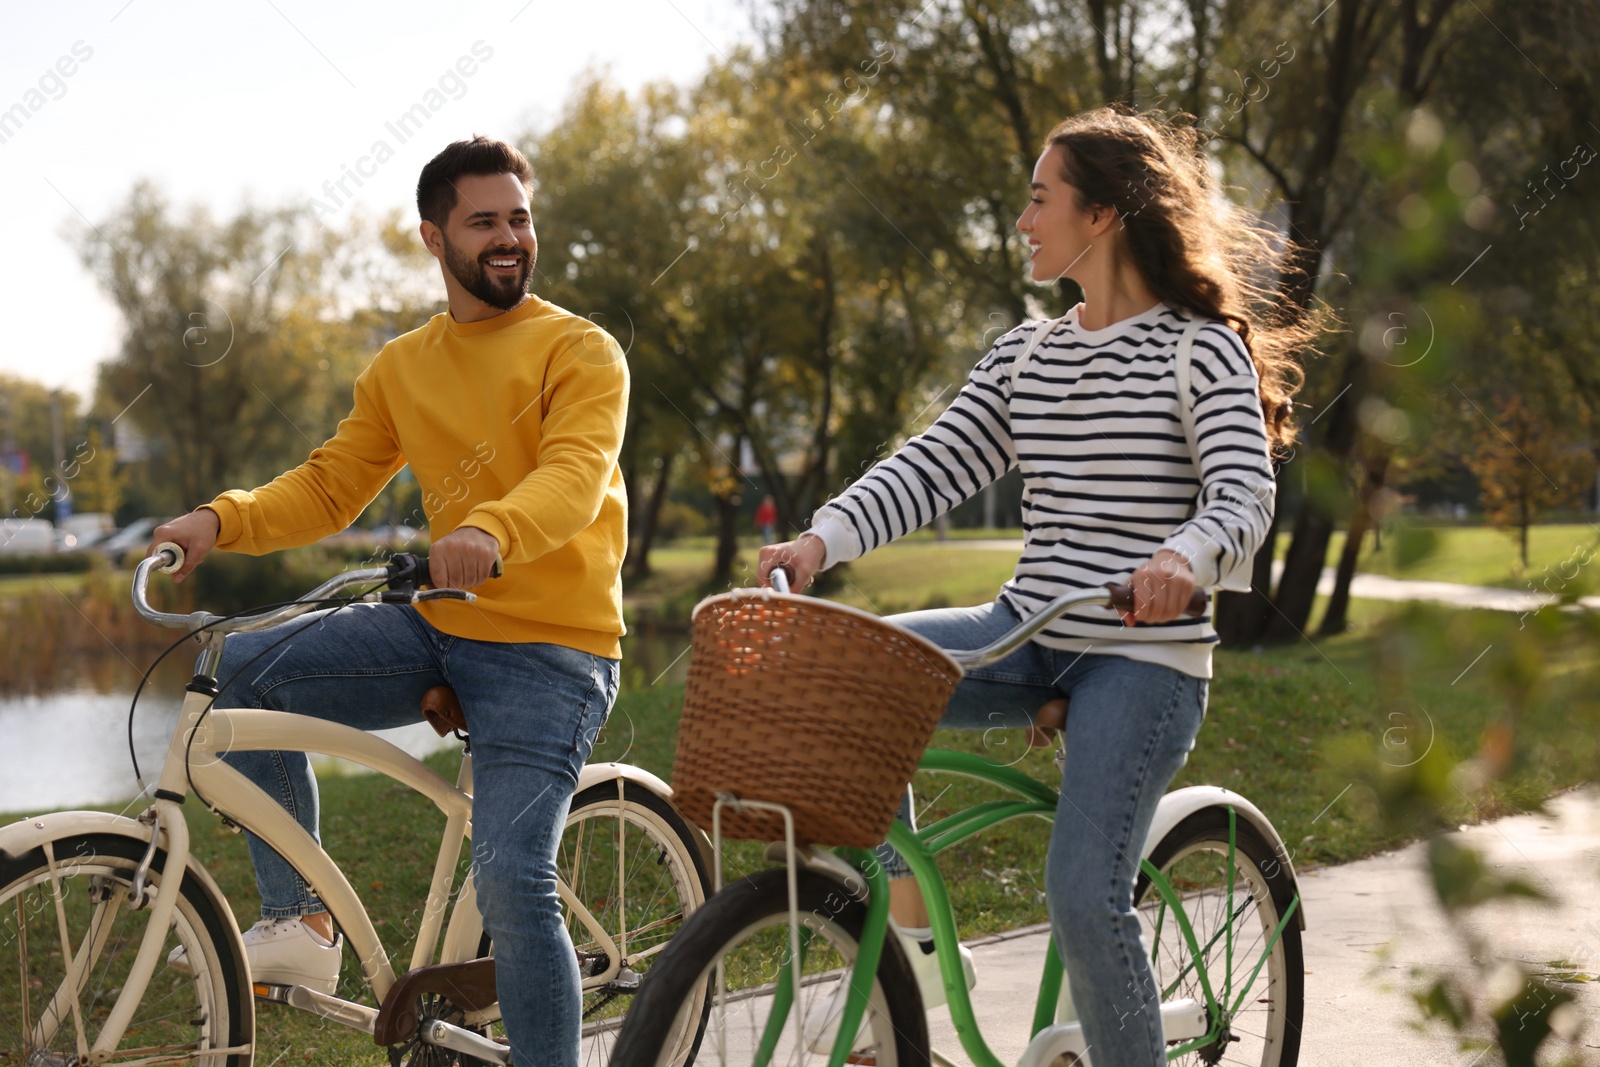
[[754, 494, 777, 544]]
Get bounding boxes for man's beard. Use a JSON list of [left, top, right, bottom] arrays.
[[443, 236, 534, 311]]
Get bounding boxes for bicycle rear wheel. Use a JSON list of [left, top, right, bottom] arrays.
[[611, 868, 929, 1066], [1135, 808, 1304, 1067], [458, 781, 713, 1066], [0, 831, 252, 1066], [563, 780, 712, 1065]]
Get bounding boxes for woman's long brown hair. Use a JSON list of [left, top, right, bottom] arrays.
[[1046, 108, 1312, 452]]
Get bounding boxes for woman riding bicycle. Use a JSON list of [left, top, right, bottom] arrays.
[[759, 107, 1307, 1067]]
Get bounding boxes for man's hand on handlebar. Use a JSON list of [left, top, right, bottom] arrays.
[[1124, 548, 1197, 626], [148, 509, 221, 583], [429, 526, 502, 590], [758, 533, 826, 591]]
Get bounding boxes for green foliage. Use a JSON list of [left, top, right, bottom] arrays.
[[1426, 834, 1547, 911], [0, 550, 97, 575], [1329, 548, 1600, 1060], [75, 191, 438, 515]]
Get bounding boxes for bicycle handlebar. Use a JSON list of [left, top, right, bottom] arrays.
[[945, 584, 1208, 670], [761, 564, 1207, 672], [132, 544, 500, 634]]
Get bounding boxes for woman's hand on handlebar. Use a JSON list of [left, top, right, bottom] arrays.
[[1123, 548, 1196, 626], [149, 509, 221, 583], [429, 526, 502, 590], [758, 533, 826, 591]]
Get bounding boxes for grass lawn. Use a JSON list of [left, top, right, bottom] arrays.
[[624, 542, 1025, 627], [628, 521, 1600, 630], [0, 571, 94, 598], [1283, 521, 1600, 590], [8, 532, 1596, 1062]]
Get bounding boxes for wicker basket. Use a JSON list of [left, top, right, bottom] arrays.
[[670, 587, 964, 848]]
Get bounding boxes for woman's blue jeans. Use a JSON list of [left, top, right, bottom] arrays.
[[212, 603, 619, 1067], [883, 599, 1207, 1067]]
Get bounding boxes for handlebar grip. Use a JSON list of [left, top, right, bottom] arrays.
[[1104, 583, 1210, 618], [411, 554, 504, 588], [153, 541, 185, 574], [769, 565, 794, 594]]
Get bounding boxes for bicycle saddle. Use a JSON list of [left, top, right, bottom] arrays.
[[421, 686, 470, 738], [1029, 697, 1068, 749]]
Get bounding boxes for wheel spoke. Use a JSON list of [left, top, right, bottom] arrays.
[[1139, 817, 1303, 1067], [1, 838, 240, 1066]]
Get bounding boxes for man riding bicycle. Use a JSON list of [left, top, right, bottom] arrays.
[[150, 136, 628, 1067]]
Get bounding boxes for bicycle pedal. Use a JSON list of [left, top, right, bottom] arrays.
[[252, 982, 293, 1003]]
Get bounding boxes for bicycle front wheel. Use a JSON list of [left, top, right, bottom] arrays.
[[0, 831, 252, 1067], [1136, 808, 1304, 1067], [611, 868, 929, 1067]]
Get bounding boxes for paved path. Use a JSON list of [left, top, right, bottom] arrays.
[[925, 539, 1600, 614], [918, 788, 1600, 1064]]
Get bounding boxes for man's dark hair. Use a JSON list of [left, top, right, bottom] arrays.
[[416, 136, 533, 227]]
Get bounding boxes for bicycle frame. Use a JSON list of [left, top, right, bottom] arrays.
[[768, 746, 1300, 1067], [67, 644, 630, 1059]]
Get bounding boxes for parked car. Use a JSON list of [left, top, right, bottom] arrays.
[[93, 517, 171, 565], [0, 519, 54, 555], [370, 524, 424, 546], [56, 512, 115, 550]]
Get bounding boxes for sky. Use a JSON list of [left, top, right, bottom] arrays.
[[0, 0, 751, 404]]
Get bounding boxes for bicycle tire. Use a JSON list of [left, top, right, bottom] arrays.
[[611, 868, 930, 1067], [1135, 807, 1304, 1067], [0, 831, 252, 1067], [460, 780, 713, 1067]]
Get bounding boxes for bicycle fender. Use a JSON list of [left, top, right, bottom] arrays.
[[577, 762, 715, 875], [0, 809, 254, 991], [576, 760, 673, 798], [1144, 787, 1307, 929]]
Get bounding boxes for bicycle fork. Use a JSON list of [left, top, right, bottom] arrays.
[[31, 797, 195, 1060]]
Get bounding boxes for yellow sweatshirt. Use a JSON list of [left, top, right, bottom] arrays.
[[203, 296, 629, 658]]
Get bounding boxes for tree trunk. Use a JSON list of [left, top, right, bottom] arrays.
[[1320, 451, 1389, 636], [965, 0, 1036, 157], [1184, 0, 1211, 117], [627, 449, 675, 580], [712, 484, 742, 587], [1519, 491, 1530, 567], [1264, 337, 1370, 644], [1241, 0, 1392, 643], [1213, 509, 1278, 645]]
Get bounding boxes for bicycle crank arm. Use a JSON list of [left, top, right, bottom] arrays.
[[1017, 998, 1208, 1067], [422, 1017, 511, 1065]]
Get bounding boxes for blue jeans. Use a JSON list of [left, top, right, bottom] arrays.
[[883, 599, 1206, 1067], [213, 603, 619, 1067]]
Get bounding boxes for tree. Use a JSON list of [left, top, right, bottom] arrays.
[[71, 426, 125, 516], [523, 65, 985, 582], [0, 377, 85, 523], [1464, 398, 1591, 568], [78, 187, 438, 515]]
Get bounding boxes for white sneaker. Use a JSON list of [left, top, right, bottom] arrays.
[[169, 917, 343, 995], [803, 922, 976, 1052]]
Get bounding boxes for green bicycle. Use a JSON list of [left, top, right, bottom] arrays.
[[611, 578, 1304, 1066]]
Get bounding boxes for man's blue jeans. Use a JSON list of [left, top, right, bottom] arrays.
[[882, 599, 1207, 1067], [213, 602, 619, 1067]]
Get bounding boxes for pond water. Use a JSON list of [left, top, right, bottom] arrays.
[[0, 629, 691, 815]]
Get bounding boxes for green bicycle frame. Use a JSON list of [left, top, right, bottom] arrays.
[[791, 747, 1299, 1067]]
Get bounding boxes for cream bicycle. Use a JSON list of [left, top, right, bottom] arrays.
[[0, 545, 712, 1066]]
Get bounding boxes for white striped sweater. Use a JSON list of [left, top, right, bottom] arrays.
[[809, 303, 1275, 679]]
